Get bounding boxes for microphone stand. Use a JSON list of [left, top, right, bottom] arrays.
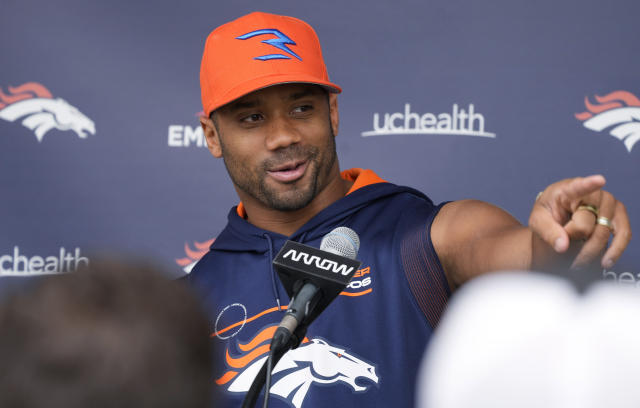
[[240, 325, 308, 408]]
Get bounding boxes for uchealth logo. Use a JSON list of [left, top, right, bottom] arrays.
[[362, 103, 495, 139], [575, 90, 640, 152], [175, 238, 215, 273], [0, 82, 95, 142], [0, 246, 89, 276], [216, 324, 379, 408], [167, 111, 208, 148], [603, 268, 640, 287]]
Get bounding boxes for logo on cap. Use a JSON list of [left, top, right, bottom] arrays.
[[236, 29, 302, 61]]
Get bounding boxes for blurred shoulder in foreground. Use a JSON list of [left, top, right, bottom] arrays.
[[0, 258, 214, 408], [418, 271, 640, 408]]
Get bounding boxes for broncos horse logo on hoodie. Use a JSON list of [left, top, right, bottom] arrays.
[[0, 82, 95, 142], [216, 325, 379, 408]]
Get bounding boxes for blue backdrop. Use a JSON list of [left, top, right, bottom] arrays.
[[1, 0, 638, 283]]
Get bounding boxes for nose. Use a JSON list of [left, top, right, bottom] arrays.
[[264, 115, 301, 151]]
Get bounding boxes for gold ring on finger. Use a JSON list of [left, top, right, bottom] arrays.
[[576, 204, 599, 217], [596, 216, 613, 230]]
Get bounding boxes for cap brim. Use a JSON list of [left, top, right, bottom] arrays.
[[206, 74, 341, 115]]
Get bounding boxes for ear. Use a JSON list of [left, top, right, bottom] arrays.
[[328, 93, 339, 137], [200, 115, 222, 158]]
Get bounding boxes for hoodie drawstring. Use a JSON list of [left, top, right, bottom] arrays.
[[263, 233, 283, 311]]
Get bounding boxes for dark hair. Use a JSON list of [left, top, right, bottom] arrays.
[[0, 259, 213, 408]]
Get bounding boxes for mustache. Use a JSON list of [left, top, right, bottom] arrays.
[[262, 145, 319, 171]]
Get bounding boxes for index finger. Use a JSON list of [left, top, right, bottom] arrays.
[[558, 175, 606, 204]]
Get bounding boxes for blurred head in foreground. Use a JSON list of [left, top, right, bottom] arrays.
[[0, 259, 213, 408], [418, 272, 640, 408]]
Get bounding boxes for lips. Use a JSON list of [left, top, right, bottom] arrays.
[[266, 160, 309, 182]]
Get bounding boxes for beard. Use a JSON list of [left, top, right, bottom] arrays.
[[220, 131, 337, 212]]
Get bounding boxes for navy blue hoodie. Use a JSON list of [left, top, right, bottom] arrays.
[[187, 169, 450, 408]]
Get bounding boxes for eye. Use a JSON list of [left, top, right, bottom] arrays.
[[292, 105, 313, 115], [241, 113, 263, 123]]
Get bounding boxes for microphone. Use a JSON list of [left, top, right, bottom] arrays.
[[270, 227, 361, 351], [241, 227, 362, 408]]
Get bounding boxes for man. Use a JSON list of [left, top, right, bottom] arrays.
[[188, 11, 631, 408], [0, 259, 214, 408]]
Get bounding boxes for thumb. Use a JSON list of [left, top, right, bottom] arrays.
[[529, 203, 570, 253]]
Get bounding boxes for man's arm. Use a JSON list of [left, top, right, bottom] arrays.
[[431, 175, 631, 290]]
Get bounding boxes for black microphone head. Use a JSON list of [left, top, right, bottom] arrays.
[[273, 227, 363, 330], [320, 227, 360, 260]]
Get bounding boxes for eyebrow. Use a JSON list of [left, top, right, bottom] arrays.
[[288, 88, 319, 100], [224, 99, 260, 113], [222, 87, 322, 113]]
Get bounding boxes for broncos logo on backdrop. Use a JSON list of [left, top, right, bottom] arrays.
[[0, 82, 95, 142], [175, 238, 215, 274], [575, 90, 640, 152], [216, 325, 379, 408]]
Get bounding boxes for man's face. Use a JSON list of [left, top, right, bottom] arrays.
[[203, 84, 339, 212]]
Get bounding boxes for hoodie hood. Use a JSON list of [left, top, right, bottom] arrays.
[[209, 168, 430, 254]]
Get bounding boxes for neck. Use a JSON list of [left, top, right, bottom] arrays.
[[239, 172, 353, 237]]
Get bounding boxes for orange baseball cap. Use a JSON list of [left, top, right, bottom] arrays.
[[200, 12, 342, 116]]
